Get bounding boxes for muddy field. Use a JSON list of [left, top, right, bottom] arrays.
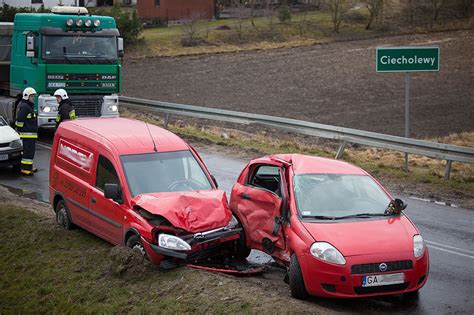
[[123, 30, 474, 139]]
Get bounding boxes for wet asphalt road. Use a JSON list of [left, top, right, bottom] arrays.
[[0, 141, 473, 314]]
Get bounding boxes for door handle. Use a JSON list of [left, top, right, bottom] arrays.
[[240, 193, 251, 200], [91, 197, 96, 204]]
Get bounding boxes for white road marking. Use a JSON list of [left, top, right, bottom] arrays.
[[427, 244, 474, 259], [425, 240, 474, 255]]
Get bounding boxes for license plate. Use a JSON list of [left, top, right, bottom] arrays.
[[0, 154, 8, 161], [362, 273, 404, 287]]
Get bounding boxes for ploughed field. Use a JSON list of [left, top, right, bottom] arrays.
[[123, 30, 474, 139]]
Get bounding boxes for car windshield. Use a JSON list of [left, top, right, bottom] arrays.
[[121, 150, 213, 197], [42, 35, 117, 64], [0, 116, 7, 126], [293, 174, 391, 218]]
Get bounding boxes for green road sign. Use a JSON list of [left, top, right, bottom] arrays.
[[376, 47, 440, 72]]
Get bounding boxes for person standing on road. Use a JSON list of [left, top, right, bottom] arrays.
[[54, 89, 76, 126], [15, 87, 38, 176]]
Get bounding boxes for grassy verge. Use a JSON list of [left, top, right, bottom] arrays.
[[1, 203, 334, 313], [121, 109, 474, 207], [0, 205, 254, 313]]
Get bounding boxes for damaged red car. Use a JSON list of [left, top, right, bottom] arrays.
[[229, 154, 429, 300], [50, 118, 240, 266]]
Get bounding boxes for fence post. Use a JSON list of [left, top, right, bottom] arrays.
[[444, 160, 452, 180], [164, 113, 171, 128], [335, 141, 347, 159]]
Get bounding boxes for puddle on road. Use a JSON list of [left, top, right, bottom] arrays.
[[1, 184, 41, 201]]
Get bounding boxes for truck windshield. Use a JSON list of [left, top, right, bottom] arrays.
[[294, 174, 391, 218], [42, 35, 117, 64], [121, 150, 213, 197]]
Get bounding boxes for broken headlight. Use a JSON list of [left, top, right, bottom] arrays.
[[158, 234, 191, 251], [225, 215, 238, 230]]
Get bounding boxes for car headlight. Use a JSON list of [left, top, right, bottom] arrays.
[[413, 234, 425, 258], [310, 242, 346, 265], [158, 234, 191, 251], [40, 105, 58, 113], [107, 105, 118, 112], [10, 139, 22, 149], [225, 215, 238, 230]]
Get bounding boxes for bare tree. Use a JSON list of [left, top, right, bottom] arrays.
[[430, 0, 444, 21], [234, 1, 249, 40], [325, 0, 349, 33], [456, 0, 473, 18], [403, 0, 416, 23], [361, 0, 385, 30], [182, 11, 207, 46]]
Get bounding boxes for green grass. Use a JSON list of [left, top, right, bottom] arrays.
[[130, 9, 369, 57], [0, 205, 256, 313]]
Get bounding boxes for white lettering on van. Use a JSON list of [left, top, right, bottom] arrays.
[[58, 141, 93, 171]]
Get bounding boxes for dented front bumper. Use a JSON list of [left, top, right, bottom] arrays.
[[141, 227, 241, 264]]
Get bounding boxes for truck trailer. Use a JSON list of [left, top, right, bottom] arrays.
[[0, 6, 122, 128]]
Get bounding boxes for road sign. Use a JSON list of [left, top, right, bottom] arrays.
[[376, 47, 440, 72]]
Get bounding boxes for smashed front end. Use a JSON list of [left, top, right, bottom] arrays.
[[131, 190, 241, 267]]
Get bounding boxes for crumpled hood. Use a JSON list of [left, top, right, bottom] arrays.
[[302, 216, 417, 256], [131, 190, 232, 233]]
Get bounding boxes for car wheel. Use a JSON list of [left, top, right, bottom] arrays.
[[55, 200, 74, 230], [290, 253, 309, 300], [126, 234, 147, 257]]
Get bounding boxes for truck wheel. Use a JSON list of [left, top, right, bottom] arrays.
[[290, 253, 309, 300], [55, 200, 74, 230], [126, 234, 146, 257]]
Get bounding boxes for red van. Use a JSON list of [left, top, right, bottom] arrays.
[[49, 118, 240, 266]]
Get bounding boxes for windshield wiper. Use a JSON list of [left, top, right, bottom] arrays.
[[333, 213, 392, 220], [301, 215, 337, 220]]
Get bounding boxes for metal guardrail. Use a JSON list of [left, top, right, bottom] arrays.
[[119, 96, 474, 179]]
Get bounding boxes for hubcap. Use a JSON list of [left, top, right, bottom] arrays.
[[132, 243, 146, 256]]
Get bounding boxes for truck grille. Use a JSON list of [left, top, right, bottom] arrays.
[[351, 260, 413, 274], [69, 96, 103, 117]]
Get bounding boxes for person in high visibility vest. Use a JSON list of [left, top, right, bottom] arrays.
[[54, 89, 76, 126], [15, 87, 38, 176]]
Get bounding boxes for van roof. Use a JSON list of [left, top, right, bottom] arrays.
[[60, 118, 189, 155]]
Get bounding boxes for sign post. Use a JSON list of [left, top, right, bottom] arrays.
[[376, 46, 440, 171]]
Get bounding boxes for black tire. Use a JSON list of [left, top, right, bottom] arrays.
[[290, 253, 309, 300], [126, 234, 147, 258], [55, 200, 74, 230]]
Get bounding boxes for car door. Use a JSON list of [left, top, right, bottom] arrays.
[[88, 150, 124, 245], [232, 162, 287, 254]]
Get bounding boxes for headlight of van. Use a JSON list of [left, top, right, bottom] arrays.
[[310, 242, 346, 265], [158, 234, 191, 251], [413, 235, 425, 258], [10, 139, 22, 149]]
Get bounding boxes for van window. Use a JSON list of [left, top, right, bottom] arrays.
[[96, 155, 120, 191]]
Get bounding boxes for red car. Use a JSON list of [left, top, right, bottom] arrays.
[[229, 154, 429, 300], [50, 118, 240, 266]]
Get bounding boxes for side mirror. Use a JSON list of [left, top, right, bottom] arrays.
[[104, 183, 122, 203], [117, 37, 124, 57], [394, 198, 407, 211], [26, 35, 35, 58], [211, 175, 219, 188]]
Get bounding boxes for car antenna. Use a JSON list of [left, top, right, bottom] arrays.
[[146, 123, 158, 152]]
